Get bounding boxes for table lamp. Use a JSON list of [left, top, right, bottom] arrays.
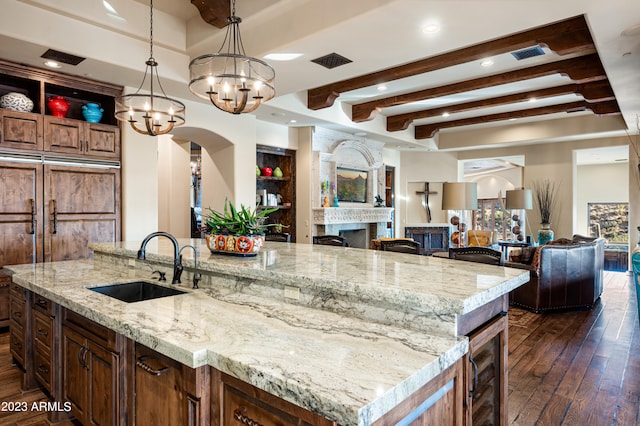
[[442, 182, 478, 247], [505, 188, 533, 242]]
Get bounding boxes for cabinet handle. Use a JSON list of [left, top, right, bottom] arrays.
[[12, 341, 22, 350], [12, 311, 22, 318], [136, 356, 169, 376], [28, 198, 36, 235], [37, 328, 48, 337], [233, 407, 264, 426], [0, 282, 8, 288], [49, 200, 58, 234], [36, 298, 47, 308], [468, 355, 478, 399], [86, 141, 89, 152], [37, 365, 49, 374], [78, 346, 89, 369]]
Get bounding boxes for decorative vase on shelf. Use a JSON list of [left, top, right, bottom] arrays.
[[0, 92, 34, 112], [333, 197, 339, 207], [537, 223, 554, 245], [47, 96, 69, 118], [81, 103, 103, 123]]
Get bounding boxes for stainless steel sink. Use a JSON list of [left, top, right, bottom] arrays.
[[88, 281, 186, 303]]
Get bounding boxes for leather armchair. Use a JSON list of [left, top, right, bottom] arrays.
[[508, 238, 605, 312]]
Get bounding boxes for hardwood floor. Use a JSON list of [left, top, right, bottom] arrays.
[[0, 329, 74, 426], [0, 271, 638, 425], [509, 271, 640, 425]]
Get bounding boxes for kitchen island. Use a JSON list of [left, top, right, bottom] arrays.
[[6, 239, 528, 425]]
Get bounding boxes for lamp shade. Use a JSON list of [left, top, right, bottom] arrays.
[[442, 182, 478, 210], [506, 189, 533, 210]]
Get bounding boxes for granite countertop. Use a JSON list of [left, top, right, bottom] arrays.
[[6, 239, 528, 426]]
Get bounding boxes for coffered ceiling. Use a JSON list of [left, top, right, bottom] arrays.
[[2, 0, 640, 152]]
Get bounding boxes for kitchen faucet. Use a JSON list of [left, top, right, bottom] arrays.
[[137, 232, 183, 284], [179, 245, 202, 289]]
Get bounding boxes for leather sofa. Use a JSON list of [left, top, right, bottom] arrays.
[[506, 237, 605, 312]]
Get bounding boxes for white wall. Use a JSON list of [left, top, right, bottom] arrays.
[[575, 162, 629, 236]]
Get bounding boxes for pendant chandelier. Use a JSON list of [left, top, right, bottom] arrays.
[[114, 0, 185, 136], [188, 0, 275, 115]]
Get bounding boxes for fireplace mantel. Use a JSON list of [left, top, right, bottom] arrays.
[[313, 207, 393, 225]]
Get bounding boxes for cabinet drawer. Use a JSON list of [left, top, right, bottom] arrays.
[[10, 324, 25, 367], [9, 283, 25, 301], [34, 346, 52, 392], [32, 293, 53, 315], [63, 308, 117, 351], [9, 297, 25, 327], [33, 309, 53, 349]]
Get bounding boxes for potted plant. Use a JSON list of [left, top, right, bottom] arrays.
[[204, 199, 278, 256], [533, 179, 558, 245]]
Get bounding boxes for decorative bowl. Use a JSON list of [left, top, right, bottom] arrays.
[[205, 233, 264, 256], [0, 92, 34, 112]]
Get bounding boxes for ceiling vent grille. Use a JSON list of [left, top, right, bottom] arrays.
[[41, 49, 86, 66], [511, 46, 545, 61], [311, 52, 352, 69]]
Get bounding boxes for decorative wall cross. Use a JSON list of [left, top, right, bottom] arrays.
[[415, 182, 438, 222]]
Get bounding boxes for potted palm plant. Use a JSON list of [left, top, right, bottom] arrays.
[[204, 199, 278, 256]]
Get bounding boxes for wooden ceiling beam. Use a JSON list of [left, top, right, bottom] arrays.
[[191, 0, 230, 28], [307, 15, 594, 110], [414, 100, 621, 139], [352, 53, 606, 122], [386, 80, 616, 131]]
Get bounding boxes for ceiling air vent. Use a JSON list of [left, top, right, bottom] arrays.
[[511, 46, 545, 61], [311, 52, 352, 69], [41, 49, 86, 66]]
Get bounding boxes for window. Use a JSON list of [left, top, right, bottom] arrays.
[[475, 198, 508, 240], [588, 202, 628, 243]]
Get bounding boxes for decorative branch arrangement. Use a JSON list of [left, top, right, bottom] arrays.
[[533, 179, 558, 224]]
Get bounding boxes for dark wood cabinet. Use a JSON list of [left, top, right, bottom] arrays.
[[0, 109, 43, 151], [373, 359, 465, 425], [214, 369, 336, 426], [0, 270, 10, 328], [405, 226, 450, 255], [604, 249, 628, 272], [0, 59, 122, 267], [62, 309, 127, 425], [44, 116, 120, 159], [9, 283, 29, 371], [134, 343, 209, 425], [0, 160, 120, 265], [256, 145, 296, 241], [385, 166, 395, 237]]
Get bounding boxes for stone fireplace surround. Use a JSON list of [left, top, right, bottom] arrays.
[[312, 128, 393, 248]]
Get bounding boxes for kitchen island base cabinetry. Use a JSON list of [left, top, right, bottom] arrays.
[[62, 309, 129, 426], [213, 369, 337, 426], [133, 343, 209, 426]]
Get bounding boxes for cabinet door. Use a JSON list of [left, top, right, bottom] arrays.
[[44, 116, 83, 155], [62, 326, 89, 422], [85, 123, 120, 159], [43, 164, 120, 262], [0, 160, 43, 264], [0, 276, 9, 326], [466, 314, 508, 426], [0, 109, 43, 151], [86, 339, 119, 426], [135, 344, 198, 426]]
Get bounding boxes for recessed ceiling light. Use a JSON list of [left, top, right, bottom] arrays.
[[529, 98, 537, 103], [44, 60, 62, 69], [422, 24, 440, 34], [442, 112, 450, 117], [288, 119, 297, 124], [264, 53, 303, 61], [377, 84, 387, 91], [480, 59, 494, 67], [354, 132, 367, 137]]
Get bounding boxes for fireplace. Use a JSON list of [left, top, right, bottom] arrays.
[[313, 207, 393, 249]]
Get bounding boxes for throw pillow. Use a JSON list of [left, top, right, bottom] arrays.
[[531, 246, 542, 270]]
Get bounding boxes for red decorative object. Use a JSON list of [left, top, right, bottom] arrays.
[[47, 96, 70, 118], [261, 167, 273, 176]]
